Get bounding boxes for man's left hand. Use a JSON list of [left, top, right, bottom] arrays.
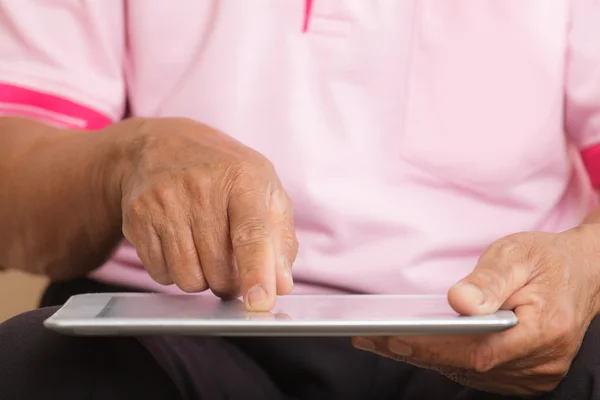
[[352, 227, 600, 396]]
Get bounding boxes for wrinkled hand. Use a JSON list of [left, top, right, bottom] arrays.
[[112, 118, 298, 311], [353, 228, 600, 396]]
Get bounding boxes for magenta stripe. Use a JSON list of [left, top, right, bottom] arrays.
[[303, 0, 314, 32], [0, 82, 112, 129], [581, 144, 600, 188]]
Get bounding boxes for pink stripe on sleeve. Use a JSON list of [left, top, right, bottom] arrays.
[[581, 144, 600, 188], [0, 83, 112, 130]]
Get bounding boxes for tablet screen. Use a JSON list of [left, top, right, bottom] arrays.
[[96, 294, 459, 321]]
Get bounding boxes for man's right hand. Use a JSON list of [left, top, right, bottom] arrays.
[[108, 118, 298, 311]]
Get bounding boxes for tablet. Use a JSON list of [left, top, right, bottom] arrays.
[[43, 293, 518, 337]]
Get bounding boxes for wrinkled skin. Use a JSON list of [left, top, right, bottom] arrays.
[[112, 118, 298, 311], [353, 228, 600, 397]]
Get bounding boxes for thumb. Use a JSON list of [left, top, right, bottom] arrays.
[[448, 247, 533, 316]]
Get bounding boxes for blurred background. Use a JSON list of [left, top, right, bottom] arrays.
[[0, 272, 46, 322]]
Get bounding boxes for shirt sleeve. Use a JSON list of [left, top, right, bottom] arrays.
[[565, 0, 600, 187], [0, 0, 126, 130]]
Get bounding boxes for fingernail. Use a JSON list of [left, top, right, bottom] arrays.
[[389, 339, 413, 357], [353, 337, 376, 351], [454, 282, 486, 306], [247, 285, 268, 309], [282, 257, 294, 285]]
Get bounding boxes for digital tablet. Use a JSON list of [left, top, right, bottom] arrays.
[[43, 293, 518, 337]]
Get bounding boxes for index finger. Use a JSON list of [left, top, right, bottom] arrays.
[[228, 187, 277, 312]]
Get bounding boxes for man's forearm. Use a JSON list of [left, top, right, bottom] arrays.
[[0, 117, 125, 279]]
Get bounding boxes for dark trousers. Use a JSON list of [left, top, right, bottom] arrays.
[[1, 278, 599, 400]]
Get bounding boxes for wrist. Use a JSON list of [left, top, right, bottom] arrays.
[[564, 223, 600, 316], [579, 204, 600, 315], [98, 118, 157, 215], [93, 120, 141, 223]]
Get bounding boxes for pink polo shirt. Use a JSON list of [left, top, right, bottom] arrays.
[[1, 1, 600, 295]]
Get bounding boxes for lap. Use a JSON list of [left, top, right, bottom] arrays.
[[3, 276, 600, 400], [0, 307, 181, 400], [0, 306, 445, 400], [133, 316, 600, 400], [140, 334, 410, 399]]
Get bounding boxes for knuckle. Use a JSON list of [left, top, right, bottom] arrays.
[[476, 269, 504, 291], [555, 325, 575, 348], [123, 194, 148, 222], [177, 280, 208, 293], [238, 260, 262, 280], [535, 359, 571, 381], [223, 169, 267, 201], [152, 184, 179, 211], [489, 233, 538, 265], [409, 346, 444, 366], [181, 169, 213, 196], [231, 219, 271, 248], [548, 307, 578, 345], [470, 343, 498, 373], [126, 185, 181, 223], [530, 379, 562, 395], [227, 154, 274, 183], [203, 261, 240, 299], [148, 270, 173, 286], [282, 234, 299, 258], [179, 169, 200, 193], [248, 151, 275, 171], [210, 279, 241, 299], [218, 165, 241, 196], [489, 237, 523, 261], [121, 223, 134, 241], [467, 270, 506, 303], [171, 271, 208, 293], [228, 159, 258, 177]]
